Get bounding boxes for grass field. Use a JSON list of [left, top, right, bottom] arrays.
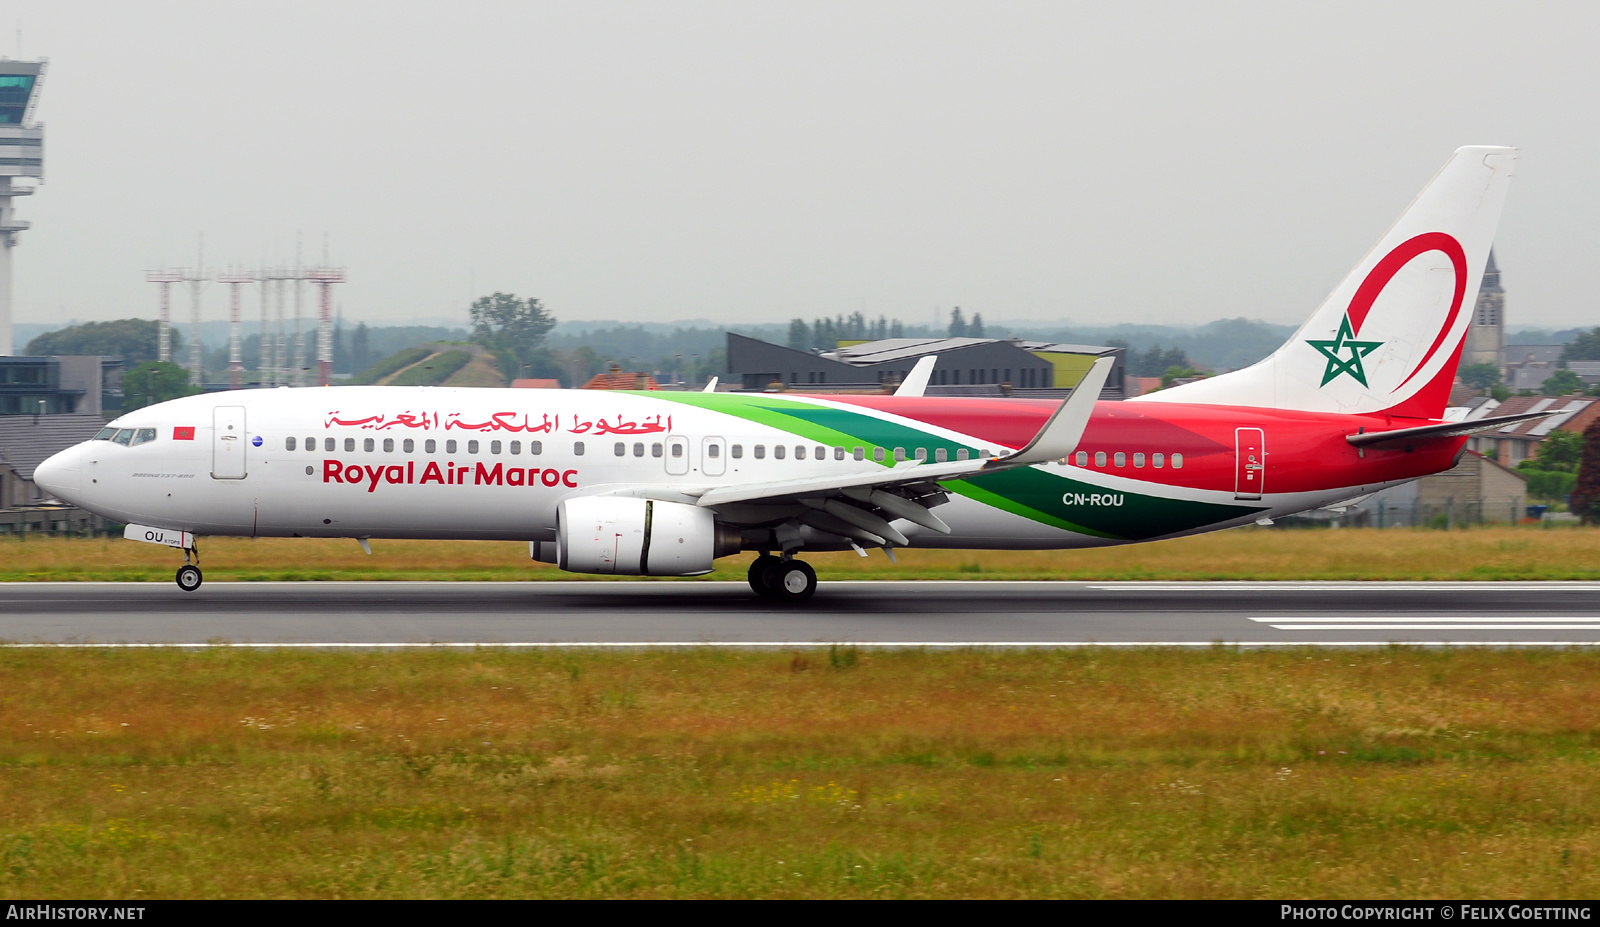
[[1, 646, 1598, 898], [2, 524, 1598, 582]]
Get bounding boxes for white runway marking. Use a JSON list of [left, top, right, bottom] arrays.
[[1253, 616, 1600, 631], [3, 641, 1600, 649], [1101, 583, 1600, 592]]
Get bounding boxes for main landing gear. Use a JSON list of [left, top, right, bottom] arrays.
[[748, 554, 818, 602], [176, 545, 202, 592]]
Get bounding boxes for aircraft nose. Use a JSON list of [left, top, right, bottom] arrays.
[[34, 444, 82, 502]]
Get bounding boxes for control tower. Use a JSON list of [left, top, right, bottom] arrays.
[[0, 59, 43, 356]]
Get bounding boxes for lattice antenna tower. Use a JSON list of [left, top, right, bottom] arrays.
[[306, 265, 346, 385], [144, 269, 183, 362], [180, 238, 210, 387], [216, 268, 257, 389], [259, 264, 293, 386]]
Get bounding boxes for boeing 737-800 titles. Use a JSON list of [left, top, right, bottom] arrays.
[[35, 147, 1545, 601]]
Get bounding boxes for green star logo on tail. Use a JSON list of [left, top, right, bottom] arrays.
[[1307, 314, 1383, 387]]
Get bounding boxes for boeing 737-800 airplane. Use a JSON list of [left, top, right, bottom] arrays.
[[35, 147, 1544, 601]]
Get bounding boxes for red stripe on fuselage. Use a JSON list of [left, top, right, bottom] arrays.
[[806, 394, 1463, 495]]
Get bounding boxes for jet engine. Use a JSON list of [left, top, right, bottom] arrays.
[[557, 496, 742, 576]]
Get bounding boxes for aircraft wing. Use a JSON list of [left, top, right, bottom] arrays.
[[1345, 410, 1559, 449], [691, 358, 1114, 545]]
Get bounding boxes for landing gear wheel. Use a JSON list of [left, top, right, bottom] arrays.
[[772, 559, 817, 603], [748, 555, 782, 597], [176, 564, 203, 592]]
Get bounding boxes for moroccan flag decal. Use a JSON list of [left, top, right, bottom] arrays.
[[173, 426, 195, 441]]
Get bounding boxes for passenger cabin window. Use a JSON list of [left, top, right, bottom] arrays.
[[286, 437, 297, 451], [873, 447, 884, 462], [131, 429, 157, 447], [1133, 452, 1145, 468], [633, 442, 644, 457], [957, 449, 969, 461], [364, 438, 375, 452], [344, 438, 355, 452], [1075, 451, 1087, 466], [935, 448, 947, 462], [112, 429, 134, 446], [1171, 453, 1184, 469], [1095, 451, 1107, 467], [795, 446, 806, 460], [650, 443, 660, 457], [853, 447, 865, 461], [446, 440, 458, 454], [1114, 452, 1126, 467], [754, 445, 766, 459], [574, 441, 585, 456], [530, 441, 542, 455], [383, 438, 394, 453], [508, 440, 520, 455], [1152, 452, 1164, 468], [467, 440, 479, 454], [816, 445, 827, 460], [325, 438, 335, 452], [614, 442, 626, 456], [425, 439, 437, 454], [731, 444, 743, 459], [894, 447, 906, 462], [915, 448, 928, 461], [305, 436, 315, 451], [774, 445, 786, 460], [404, 439, 415, 453], [490, 440, 502, 454]]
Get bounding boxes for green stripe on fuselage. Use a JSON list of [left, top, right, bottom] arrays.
[[647, 391, 982, 460], [953, 467, 1261, 541], [645, 391, 1260, 540]]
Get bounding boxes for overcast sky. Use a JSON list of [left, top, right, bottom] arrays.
[[8, 0, 1599, 331]]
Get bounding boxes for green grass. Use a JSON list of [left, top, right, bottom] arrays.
[[347, 347, 431, 385], [5, 525, 1600, 583], [387, 350, 472, 386], [3, 647, 1600, 898]]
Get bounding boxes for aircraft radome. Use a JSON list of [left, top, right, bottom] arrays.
[[36, 147, 1543, 602]]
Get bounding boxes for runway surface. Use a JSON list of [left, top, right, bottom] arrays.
[[4, 580, 1600, 646]]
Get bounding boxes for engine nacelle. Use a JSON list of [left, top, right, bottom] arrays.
[[557, 496, 741, 576]]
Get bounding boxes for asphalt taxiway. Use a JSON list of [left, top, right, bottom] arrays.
[[3, 581, 1599, 646]]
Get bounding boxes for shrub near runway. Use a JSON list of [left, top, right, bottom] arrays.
[[2, 525, 1600, 582], [2, 647, 1600, 898]]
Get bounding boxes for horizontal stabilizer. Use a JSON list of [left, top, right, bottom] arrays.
[[1346, 410, 1557, 449]]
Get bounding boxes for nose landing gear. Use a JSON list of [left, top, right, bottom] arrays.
[[176, 563, 203, 592], [175, 544, 202, 592]]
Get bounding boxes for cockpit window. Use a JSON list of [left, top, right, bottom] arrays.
[[112, 429, 135, 446], [130, 428, 157, 447], [95, 427, 117, 441]]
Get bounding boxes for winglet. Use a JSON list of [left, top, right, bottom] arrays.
[[894, 356, 937, 398], [988, 356, 1113, 468], [702, 376, 718, 393]]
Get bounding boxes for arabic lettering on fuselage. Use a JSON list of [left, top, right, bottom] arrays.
[[322, 411, 671, 435]]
